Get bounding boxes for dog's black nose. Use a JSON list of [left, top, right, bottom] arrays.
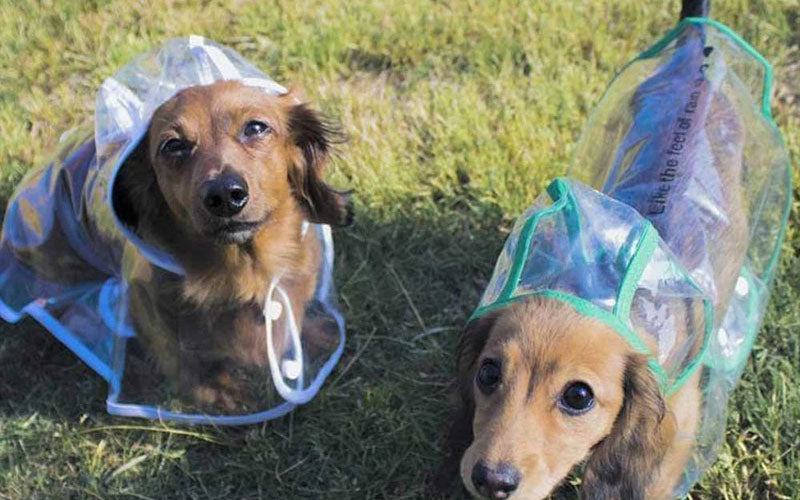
[[201, 173, 249, 217], [471, 461, 521, 499]]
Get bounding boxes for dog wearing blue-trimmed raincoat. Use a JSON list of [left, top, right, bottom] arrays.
[[0, 37, 351, 425]]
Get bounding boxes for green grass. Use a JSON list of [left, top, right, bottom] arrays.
[[0, 0, 798, 498]]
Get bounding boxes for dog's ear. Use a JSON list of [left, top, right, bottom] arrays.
[[456, 314, 498, 398], [287, 102, 353, 227], [581, 354, 672, 500], [429, 313, 498, 495], [452, 313, 498, 460], [111, 136, 155, 231]]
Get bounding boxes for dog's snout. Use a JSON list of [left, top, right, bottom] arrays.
[[201, 173, 249, 217], [471, 461, 521, 499]]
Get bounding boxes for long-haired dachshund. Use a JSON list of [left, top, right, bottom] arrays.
[[437, 0, 755, 498], [5, 79, 346, 411], [107, 81, 352, 408]]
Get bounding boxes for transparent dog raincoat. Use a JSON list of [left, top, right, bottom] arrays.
[[0, 36, 345, 424], [472, 19, 790, 496]]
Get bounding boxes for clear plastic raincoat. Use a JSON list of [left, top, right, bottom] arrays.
[[471, 18, 790, 495], [0, 36, 345, 424]]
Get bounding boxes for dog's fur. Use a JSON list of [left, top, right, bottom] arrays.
[[439, 78, 748, 498]]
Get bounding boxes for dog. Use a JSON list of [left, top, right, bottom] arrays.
[[438, 4, 756, 499], [444, 127, 745, 499], [10, 80, 352, 410]]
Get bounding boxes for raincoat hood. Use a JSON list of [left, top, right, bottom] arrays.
[[0, 36, 345, 424], [102, 35, 289, 274], [471, 18, 790, 496]]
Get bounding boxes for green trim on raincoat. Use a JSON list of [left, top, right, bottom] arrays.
[[472, 18, 790, 395], [471, 178, 713, 395]]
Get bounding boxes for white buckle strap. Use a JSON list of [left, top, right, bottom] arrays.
[[264, 275, 308, 404]]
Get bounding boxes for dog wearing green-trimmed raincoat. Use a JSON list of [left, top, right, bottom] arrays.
[[446, 16, 791, 500]]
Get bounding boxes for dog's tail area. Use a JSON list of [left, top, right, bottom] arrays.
[[680, 0, 710, 20]]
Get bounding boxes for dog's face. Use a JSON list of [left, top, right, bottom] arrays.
[[115, 80, 351, 245], [455, 298, 667, 499], [145, 82, 297, 243]]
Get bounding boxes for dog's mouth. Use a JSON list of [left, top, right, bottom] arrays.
[[209, 219, 266, 244]]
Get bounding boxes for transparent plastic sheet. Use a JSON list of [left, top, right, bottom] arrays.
[[473, 19, 790, 496], [472, 178, 712, 392], [0, 37, 345, 424]]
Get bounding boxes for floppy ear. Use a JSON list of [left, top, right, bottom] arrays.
[[429, 313, 497, 494], [111, 136, 155, 231], [287, 102, 353, 227], [111, 136, 171, 238], [581, 354, 672, 500]]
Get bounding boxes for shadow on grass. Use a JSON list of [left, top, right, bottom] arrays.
[[0, 187, 584, 498], [0, 192, 109, 421], [0, 319, 107, 420]]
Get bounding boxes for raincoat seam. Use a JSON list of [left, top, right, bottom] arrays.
[[613, 221, 658, 320]]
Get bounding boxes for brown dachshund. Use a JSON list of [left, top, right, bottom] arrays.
[[110, 81, 352, 409], [439, 127, 746, 498], [439, 14, 750, 499]]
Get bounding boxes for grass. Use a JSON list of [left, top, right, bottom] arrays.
[[0, 0, 798, 498]]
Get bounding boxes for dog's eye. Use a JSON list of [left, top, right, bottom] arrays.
[[476, 359, 501, 394], [558, 381, 595, 415], [243, 120, 271, 137], [160, 138, 191, 158]]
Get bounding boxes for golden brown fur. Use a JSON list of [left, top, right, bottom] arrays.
[[437, 89, 748, 499], [110, 81, 352, 408]]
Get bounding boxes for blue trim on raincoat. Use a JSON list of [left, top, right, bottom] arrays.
[[0, 36, 346, 425]]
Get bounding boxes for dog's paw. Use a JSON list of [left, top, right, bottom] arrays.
[[189, 371, 248, 411]]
